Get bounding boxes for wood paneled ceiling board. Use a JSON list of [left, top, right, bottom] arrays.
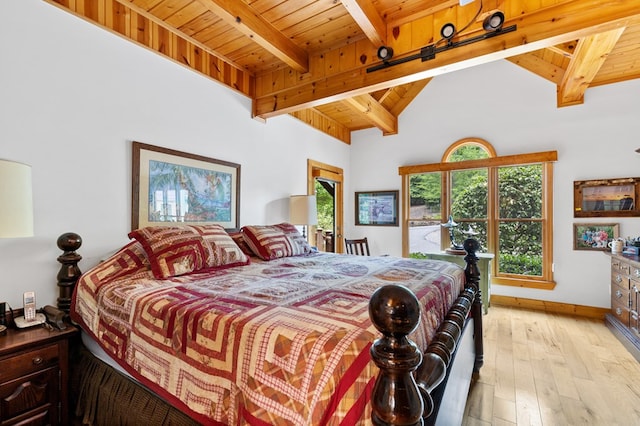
[[46, 0, 640, 144]]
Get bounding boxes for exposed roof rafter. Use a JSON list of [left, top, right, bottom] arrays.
[[340, 0, 387, 47], [557, 27, 625, 107], [196, 0, 309, 72], [342, 94, 398, 135]]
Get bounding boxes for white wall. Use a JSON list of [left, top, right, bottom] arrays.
[[0, 0, 349, 309], [349, 60, 640, 309]]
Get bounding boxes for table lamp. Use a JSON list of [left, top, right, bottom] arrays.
[[0, 159, 34, 334], [289, 195, 318, 240]]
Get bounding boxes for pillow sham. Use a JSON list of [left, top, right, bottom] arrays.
[[128, 224, 249, 279], [241, 223, 311, 260], [190, 225, 250, 269], [228, 231, 255, 257]]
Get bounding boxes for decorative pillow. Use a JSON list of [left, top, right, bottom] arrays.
[[129, 225, 249, 279], [241, 223, 311, 260], [228, 231, 255, 257], [189, 225, 250, 269], [128, 226, 210, 279]]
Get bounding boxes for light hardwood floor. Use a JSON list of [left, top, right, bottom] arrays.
[[463, 306, 640, 425]]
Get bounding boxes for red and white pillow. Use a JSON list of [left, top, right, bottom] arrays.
[[241, 223, 311, 260], [128, 224, 249, 279]]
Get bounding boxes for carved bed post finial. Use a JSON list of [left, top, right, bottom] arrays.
[[369, 284, 424, 426], [57, 232, 82, 313], [463, 238, 484, 372]]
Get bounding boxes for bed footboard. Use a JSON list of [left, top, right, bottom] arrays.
[[369, 238, 483, 425]]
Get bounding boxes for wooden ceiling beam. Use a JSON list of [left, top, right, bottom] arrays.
[[254, 1, 640, 118], [546, 43, 576, 58], [507, 53, 565, 85], [557, 28, 626, 107], [342, 94, 397, 135], [340, 0, 386, 47], [381, 80, 431, 116], [289, 109, 352, 144], [196, 0, 309, 72]]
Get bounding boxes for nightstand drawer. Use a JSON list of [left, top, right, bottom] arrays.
[[0, 366, 58, 422], [0, 343, 59, 382]]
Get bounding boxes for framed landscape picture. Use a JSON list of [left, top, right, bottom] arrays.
[[573, 223, 619, 251], [132, 142, 240, 231], [355, 190, 399, 226], [574, 177, 640, 217]]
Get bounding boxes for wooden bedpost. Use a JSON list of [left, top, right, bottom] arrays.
[[369, 284, 424, 426], [463, 238, 484, 373], [56, 232, 82, 314], [369, 238, 482, 425]]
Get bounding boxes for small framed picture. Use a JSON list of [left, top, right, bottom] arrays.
[[355, 190, 399, 226], [573, 223, 619, 250], [574, 177, 640, 218]]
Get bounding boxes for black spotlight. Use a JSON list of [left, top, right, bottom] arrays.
[[377, 46, 394, 62], [440, 23, 456, 40], [483, 11, 505, 32]]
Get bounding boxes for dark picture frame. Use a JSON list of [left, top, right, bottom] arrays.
[[132, 141, 240, 231], [573, 223, 619, 250], [574, 177, 640, 218], [355, 190, 399, 226]]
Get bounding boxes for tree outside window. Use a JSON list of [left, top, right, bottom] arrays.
[[404, 138, 555, 288]]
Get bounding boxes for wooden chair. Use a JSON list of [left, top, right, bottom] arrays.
[[344, 237, 370, 256]]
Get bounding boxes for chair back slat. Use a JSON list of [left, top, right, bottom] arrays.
[[345, 237, 370, 256]]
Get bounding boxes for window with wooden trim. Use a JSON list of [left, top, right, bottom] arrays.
[[400, 138, 557, 289]]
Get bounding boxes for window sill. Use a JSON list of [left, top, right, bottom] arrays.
[[492, 276, 556, 290]]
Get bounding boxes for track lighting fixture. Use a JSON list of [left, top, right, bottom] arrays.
[[377, 46, 394, 62], [366, 12, 516, 73], [440, 23, 456, 40], [482, 11, 505, 31]]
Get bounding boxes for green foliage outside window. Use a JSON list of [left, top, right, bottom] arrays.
[[408, 143, 543, 277], [452, 164, 543, 276]]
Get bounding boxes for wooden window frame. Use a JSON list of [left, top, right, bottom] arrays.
[[400, 138, 557, 290]]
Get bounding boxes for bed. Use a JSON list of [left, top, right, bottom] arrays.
[[69, 223, 483, 425]]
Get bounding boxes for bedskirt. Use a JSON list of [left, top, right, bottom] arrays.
[[71, 343, 200, 426]]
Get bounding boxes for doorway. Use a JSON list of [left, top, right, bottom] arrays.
[[307, 160, 344, 253]]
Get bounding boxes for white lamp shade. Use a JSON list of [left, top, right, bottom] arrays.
[[0, 160, 34, 238], [289, 195, 318, 226]]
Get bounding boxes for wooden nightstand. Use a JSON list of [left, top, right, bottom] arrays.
[[0, 323, 77, 425]]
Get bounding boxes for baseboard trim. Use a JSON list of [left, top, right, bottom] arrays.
[[490, 295, 609, 320]]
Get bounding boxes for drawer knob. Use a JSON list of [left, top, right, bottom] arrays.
[[616, 290, 623, 298], [32, 356, 43, 366], [616, 275, 623, 283], [635, 269, 640, 278], [616, 307, 623, 316]]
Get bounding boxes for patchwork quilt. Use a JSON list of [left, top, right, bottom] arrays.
[[71, 242, 465, 425]]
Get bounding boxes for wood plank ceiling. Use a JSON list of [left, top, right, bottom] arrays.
[[47, 0, 640, 144]]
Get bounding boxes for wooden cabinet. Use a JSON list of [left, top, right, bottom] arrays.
[[0, 324, 77, 425], [420, 252, 494, 314], [605, 254, 640, 361]]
